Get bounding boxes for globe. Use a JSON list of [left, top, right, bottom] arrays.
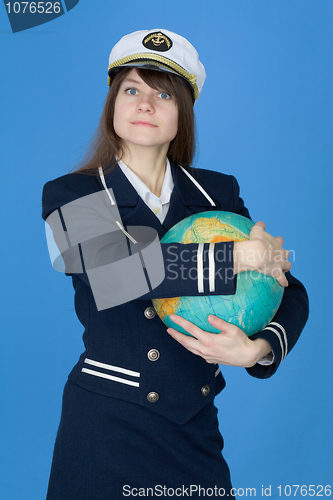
[[152, 211, 284, 337]]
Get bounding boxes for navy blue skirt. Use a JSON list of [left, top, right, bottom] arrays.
[[46, 381, 233, 499]]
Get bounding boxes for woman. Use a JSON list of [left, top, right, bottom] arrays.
[[42, 29, 309, 499]]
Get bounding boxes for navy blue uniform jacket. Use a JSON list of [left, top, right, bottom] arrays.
[[42, 162, 309, 425]]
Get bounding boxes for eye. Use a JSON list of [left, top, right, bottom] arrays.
[[125, 88, 139, 96], [157, 92, 171, 100]]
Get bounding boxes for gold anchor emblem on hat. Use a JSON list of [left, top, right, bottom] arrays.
[[143, 32, 172, 50], [151, 32, 166, 46]]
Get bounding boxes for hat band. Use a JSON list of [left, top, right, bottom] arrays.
[[107, 53, 198, 99]]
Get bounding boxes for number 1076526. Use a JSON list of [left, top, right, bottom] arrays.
[[277, 485, 331, 497], [5, 2, 61, 14]]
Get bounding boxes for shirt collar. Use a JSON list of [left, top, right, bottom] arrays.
[[117, 158, 174, 206], [100, 160, 214, 208]]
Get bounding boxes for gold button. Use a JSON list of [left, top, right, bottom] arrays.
[[147, 392, 159, 403], [144, 307, 156, 319], [201, 385, 210, 396], [147, 349, 160, 361], [152, 206, 161, 214]]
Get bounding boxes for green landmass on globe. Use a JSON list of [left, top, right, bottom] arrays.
[[152, 211, 284, 337]]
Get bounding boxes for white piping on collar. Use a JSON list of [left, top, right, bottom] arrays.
[[98, 166, 138, 244], [179, 166, 216, 207], [98, 166, 116, 204]]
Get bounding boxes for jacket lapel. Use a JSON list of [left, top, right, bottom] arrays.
[[98, 162, 215, 238], [98, 164, 166, 237], [162, 163, 216, 232]]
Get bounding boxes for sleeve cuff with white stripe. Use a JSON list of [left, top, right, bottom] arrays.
[[141, 241, 237, 300], [246, 321, 288, 379], [162, 240, 236, 298], [196, 241, 235, 294]]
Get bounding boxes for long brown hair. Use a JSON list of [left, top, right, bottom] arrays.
[[73, 67, 196, 176]]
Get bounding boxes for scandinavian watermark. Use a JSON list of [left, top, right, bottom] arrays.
[[45, 190, 294, 311]]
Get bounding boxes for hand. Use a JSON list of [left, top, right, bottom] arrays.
[[167, 314, 272, 368], [234, 221, 292, 287]]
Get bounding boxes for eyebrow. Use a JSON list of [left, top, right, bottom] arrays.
[[122, 78, 142, 85], [120, 77, 169, 94]]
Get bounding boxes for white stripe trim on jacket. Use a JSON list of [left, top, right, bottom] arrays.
[[81, 358, 140, 387], [262, 322, 287, 362]]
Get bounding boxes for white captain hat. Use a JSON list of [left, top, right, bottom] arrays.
[[107, 29, 206, 102]]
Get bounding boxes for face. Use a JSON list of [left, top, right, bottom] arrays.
[[113, 69, 178, 153]]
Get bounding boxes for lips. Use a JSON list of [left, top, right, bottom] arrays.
[[131, 121, 157, 127]]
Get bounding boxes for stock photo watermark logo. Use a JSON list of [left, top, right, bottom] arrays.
[[45, 190, 165, 311], [3, 0, 79, 33]]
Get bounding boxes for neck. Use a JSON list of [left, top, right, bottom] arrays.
[[119, 144, 169, 197]]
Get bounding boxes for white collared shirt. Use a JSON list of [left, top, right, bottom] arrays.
[[117, 158, 174, 223]]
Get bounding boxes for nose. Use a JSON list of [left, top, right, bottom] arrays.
[[137, 93, 154, 113]]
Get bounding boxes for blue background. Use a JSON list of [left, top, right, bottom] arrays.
[[1, 1, 332, 498]]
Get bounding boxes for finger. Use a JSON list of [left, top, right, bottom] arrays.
[[274, 269, 289, 287], [283, 260, 292, 272], [167, 326, 197, 345], [276, 236, 284, 246], [254, 221, 266, 230], [169, 314, 205, 339], [207, 315, 230, 332]]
